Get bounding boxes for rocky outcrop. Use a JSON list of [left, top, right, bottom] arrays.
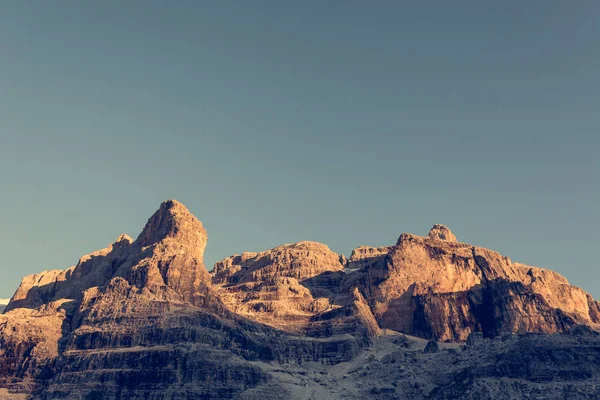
[[344, 225, 600, 341], [211, 241, 379, 338], [119, 200, 213, 307], [427, 224, 457, 242], [6, 200, 215, 315], [5, 234, 133, 313], [212, 241, 345, 285], [211, 223, 599, 343]]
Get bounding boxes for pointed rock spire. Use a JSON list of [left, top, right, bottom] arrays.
[[115, 234, 133, 244], [111, 234, 133, 251], [128, 200, 212, 305], [427, 224, 457, 242], [136, 200, 207, 254]]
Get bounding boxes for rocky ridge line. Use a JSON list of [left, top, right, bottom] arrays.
[[1, 200, 599, 399]]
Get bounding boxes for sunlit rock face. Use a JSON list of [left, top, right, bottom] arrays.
[[212, 222, 599, 342], [211, 241, 380, 337], [344, 225, 600, 341], [1, 204, 599, 398], [115, 199, 215, 308], [426, 224, 457, 242], [5, 200, 214, 314]]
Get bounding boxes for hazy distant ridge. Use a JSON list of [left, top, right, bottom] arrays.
[[0, 299, 8, 313]]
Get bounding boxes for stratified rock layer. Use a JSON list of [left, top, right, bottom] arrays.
[[211, 241, 379, 338]]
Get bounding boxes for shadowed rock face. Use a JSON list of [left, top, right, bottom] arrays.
[[1, 203, 599, 399]]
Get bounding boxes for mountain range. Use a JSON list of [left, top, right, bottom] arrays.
[[1, 200, 599, 399]]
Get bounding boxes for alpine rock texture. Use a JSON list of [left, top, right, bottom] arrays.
[[1, 200, 599, 399]]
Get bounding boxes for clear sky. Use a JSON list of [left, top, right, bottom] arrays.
[[1, 1, 599, 299]]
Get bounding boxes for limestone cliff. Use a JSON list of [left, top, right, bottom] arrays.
[[345, 225, 599, 341]]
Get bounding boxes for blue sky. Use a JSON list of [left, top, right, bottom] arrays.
[[1, 1, 599, 298]]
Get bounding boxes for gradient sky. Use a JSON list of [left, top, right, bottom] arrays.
[[1, 1, 599, 299]]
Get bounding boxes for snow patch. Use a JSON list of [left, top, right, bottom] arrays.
[[342, 268, 361, 274]]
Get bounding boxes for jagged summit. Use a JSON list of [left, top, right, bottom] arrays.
[[136, 199, 207, 250], [212, 240, 344, 284], [5, 200, 212, 314], [115, 233, 133, 244], [427, 224, 457, 242], [395, 224, 459, 246], [110, 234, 133, 252], [119, 199, 212, 305]]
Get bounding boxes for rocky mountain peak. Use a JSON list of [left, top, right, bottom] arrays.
[[115, 233, 133, 244], [427, 224, 457, 242], [212, 240, 344, 286], [111, 234, 133, 251], [136, 199, 207, 253], [119, 200, 212, 305]]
